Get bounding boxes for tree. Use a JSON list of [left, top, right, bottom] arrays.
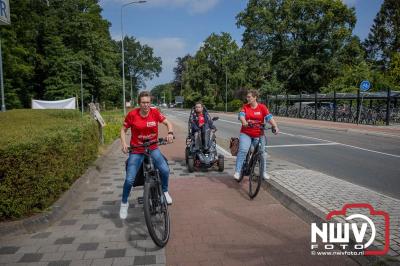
[[151, 83, 174, 104], [237, 0, 357, 93], [173, 54, 192, 96], [364, 0, 400, 69], [118, 36, 162, 97], [1, 0, 123, 109], [180, 32, 243, 108]]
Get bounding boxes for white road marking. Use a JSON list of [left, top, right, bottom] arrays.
[[267, 143, 339, 148], [216, 144, 234, 158]]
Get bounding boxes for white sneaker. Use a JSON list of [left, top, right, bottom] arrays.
[[233, 172, 240, 180], [164, 192, 173, 205], [263, 172, 270, 181], [119, 202, 129, 219]]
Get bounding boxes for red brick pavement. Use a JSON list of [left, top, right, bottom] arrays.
[[158, 118, 357, 266]]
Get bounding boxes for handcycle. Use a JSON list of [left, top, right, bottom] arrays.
[[127, 138, 172, 247], [185, 106, 224, 172], [236, 123, 276, 199]]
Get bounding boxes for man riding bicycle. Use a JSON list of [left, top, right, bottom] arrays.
[[120, 91, 174, 219], [234, 89, 279, 181]]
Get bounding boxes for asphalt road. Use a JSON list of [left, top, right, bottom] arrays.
[[164, 109, 400, 199]]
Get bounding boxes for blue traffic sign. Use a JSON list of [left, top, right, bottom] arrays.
[[360, 80, 371, 91]]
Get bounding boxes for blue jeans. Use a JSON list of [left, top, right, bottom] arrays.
[[235, 133, 267, 175], [122, 148, 169, 204]]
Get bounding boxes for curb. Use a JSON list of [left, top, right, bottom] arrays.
[[266, 178, 397, 265], [0, 139, 120, 238]]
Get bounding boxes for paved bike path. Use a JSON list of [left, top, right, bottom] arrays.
[[161, 118, 355, 266]]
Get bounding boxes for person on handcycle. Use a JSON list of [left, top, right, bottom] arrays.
[[190, 102, 216, 151], [120, 91, 174, 220], [234, 89, 279, 181]]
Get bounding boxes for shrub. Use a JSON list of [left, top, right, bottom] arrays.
[[0, 110, 98, 220]]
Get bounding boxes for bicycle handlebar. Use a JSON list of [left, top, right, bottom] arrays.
[[246, 122, 277, 134], [129, 137, 175, 151]]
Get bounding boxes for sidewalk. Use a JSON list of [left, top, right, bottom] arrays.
[[0, 140, 166, 265], [275, 116, 400, 137]]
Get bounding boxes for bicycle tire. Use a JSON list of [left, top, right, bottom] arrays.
[[143, 180, 170, 247], [248, 154, 262, 199], [238, 151, 250, 183]]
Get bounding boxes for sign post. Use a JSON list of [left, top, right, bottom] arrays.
[[175, 96, 184, 108], [357, 80, 371, 124], [0, 0, 10, 112]]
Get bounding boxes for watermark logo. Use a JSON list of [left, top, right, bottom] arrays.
[[311, 203, 390, 256]]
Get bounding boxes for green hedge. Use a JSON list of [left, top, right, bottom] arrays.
[[0, 110, 99, 220], [102, 110, 125, 144]]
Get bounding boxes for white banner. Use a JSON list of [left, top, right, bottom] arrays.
[[32, 97, 76, 109]]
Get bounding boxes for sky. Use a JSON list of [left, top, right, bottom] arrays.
[[99, 0, 384, 90]]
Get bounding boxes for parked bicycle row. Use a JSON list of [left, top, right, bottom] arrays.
[[274, 105, 400, 125]]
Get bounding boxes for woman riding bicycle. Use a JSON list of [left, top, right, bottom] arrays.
[[234, 89, 279, 181], [120, 91, 174, 219]]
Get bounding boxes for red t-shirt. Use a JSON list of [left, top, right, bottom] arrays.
[[198, 113, 205, 127], [123, 107, 166, 154], [240, 103, 271, 138]]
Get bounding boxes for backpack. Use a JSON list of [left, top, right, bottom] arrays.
[[229, 137, 240, 156]]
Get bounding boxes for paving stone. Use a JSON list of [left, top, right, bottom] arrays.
[[82, 209, 99, 215], [112, 257, 135, 266], [31, 232, 52, 239], [63, 251, 85, 260], [77, 243, 99, 251], [0, 246, 20, 254], [59, 220, 78, 226], [104, 249, 126, 258], [54, 238, 75, 245], [91, 258, 114, 266], [128, 234, 147, 241], [41, 252, 65, 261], [38, 245, 60, 253], [18, 253, 43, 263], [84, 197, 98, 202], [48, 260, 71, 266], [133, 255, 156, 265], [17, 245, 40, 253], [102, 201, 116, 206], [83, 250, 106, 260], [80, 224, 99, 230]]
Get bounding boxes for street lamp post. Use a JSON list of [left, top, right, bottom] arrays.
[[225, 68, 228, 113], [0, 37, 5, 112], [69, 62, 83, 116], [121, 0, 146, 115]]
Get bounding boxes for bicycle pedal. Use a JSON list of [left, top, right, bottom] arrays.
[[137, 197, 144, 204]]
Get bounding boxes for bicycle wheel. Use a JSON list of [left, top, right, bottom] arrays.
[[143, 180, 170, 247], [237, 152, 250, 183], [248, 154, 262, 199]]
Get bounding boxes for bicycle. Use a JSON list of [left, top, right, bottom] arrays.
[[128, 138, 172, 247], [236, 123, 276, 199]]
